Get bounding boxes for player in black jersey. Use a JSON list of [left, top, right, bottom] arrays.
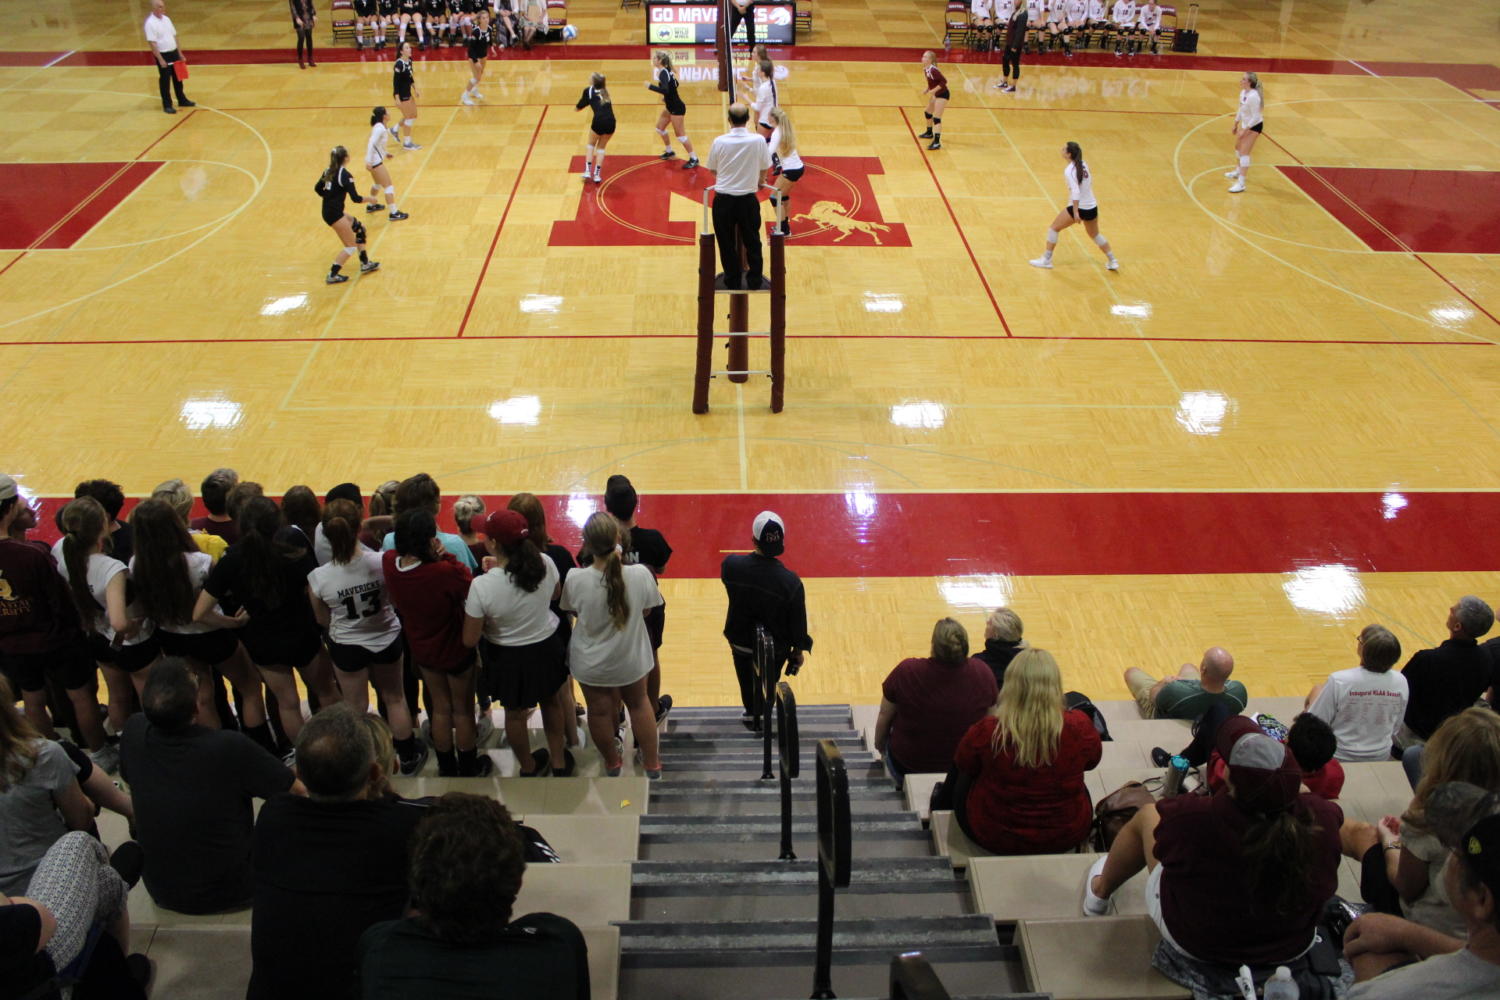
[[575, 73, 616, 184], [376, 0, 398, 47], [461, 12, 491, 105], [454, 0, 479, 41], [315, 147, 380, 284], [392, 42, 422, 149], [397, 0, 425, 48], [423, 0, 450, 46], [353, 0, 377, 48], [647, 51, 697, 168]]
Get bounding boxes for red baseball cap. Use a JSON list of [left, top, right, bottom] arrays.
[[478, 509, 529, 545]]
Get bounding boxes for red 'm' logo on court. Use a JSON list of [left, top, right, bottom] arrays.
[[548, 155, 910, 247]]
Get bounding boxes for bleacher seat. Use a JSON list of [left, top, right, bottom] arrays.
[[1018, 916, 1190, 999], [969, 854, 1148, 923], [930, 809, 993, 869], [903, 772, 943, 823], [516, 863, 634, 924], [525, 814, 641, 862]]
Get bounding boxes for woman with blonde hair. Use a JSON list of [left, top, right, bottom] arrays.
[[451, 494, 486, 566], [1343, 707, 1500, 936], [874, 618, 997, 784], [952, 648, 1102, 853], [151, 478, 227, 562], [766, 108, 802, 236], [1227, 70, 1264, 193]]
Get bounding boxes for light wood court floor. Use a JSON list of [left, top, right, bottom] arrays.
[[2, 0, 1499, 706]]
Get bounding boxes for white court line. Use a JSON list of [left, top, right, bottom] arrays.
[[1348, 61, 1379, 78], [41, 51, 75, 68], [735, 383, 749, 491]]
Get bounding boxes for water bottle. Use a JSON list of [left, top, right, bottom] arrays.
[[1161, 754, 1189, 796], [1263, 966, 1300, 1000]]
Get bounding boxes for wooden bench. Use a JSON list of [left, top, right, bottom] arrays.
[[1018, 916, 1190, 999]]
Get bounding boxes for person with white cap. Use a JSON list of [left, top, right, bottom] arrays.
[[720, 510, 812, 730]]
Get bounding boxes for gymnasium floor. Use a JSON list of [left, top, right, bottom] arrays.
[[3, 0, 1499, 709]]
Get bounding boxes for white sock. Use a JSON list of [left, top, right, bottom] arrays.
[[594, 148, 604, 171]]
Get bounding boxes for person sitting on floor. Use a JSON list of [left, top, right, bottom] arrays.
[[974, 607, 1027, 692], [1083, 716, 1344, 994], [952, 648, 1102, 854], [357, 792, 589, 999], [874, 618, 997, 785], [1306, 623, 1408, 763], [1123, 645, 1247, 720]]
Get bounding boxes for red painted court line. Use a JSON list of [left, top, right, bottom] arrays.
[[456, 105, 548, 339], [1412, 255, 1500, 331], [0, 252, 26, 278], [134, 109, 195, 160], [898, 106, 1011, 337]]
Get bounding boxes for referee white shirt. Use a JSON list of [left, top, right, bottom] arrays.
[[145, 11, 178, 53], [707, 126, 772, 196]]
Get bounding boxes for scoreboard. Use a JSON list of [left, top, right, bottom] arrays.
[[645, 1, 797, 45]]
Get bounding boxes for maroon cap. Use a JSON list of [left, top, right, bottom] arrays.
[[478, 509, 529, 545]]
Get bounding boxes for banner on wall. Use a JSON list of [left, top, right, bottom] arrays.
[[645, 1, 796, 45]]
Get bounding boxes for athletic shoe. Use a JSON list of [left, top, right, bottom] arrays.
[[1224, 169, 1240, 178], [398, 742, 429, 777], [928, 139, 941, 150], [366, 202, 384, 213], [1082, 856, 1113, 916], [461, 92, 476, 105], [326, 271, 348, 284], [993, 81, 1005, 89], [519, 747, 550, 777], [645, 767, 662, 780], [1029, 256, 1053, 269], [388, 210, 409, 220], [659, 149, 677, 160], [89, 742, 121, 775], [359, 259, 381, 274], [389, 126, 400, 142], [402, 141, 421, 150], [553, 749, 577, 777], [1150, 746, 1172, 768], [682, 157, 700, 169], [655, 694, 673, 726], [1228, 180, 1246, 193], [917, 128, 933, 138], [472, 90, 484, 99], [1106, 257, 1120, 271], [581, 168, 593, 179], [592, 168, 602, 183], [178, 100, 196, 107], [1251, 712, 1287, 741]]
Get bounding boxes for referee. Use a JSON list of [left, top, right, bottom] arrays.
[[144, 0, 195, 114], [707, 103, 772, 290]]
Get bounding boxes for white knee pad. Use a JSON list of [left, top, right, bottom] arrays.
[[586, 143, 595, 155], [1045, 229, 1059, 245], [403, 118, 415, 127], [656, 127, 669, 139], [1094, 233, 1109, 246], [1238, 154, 1251, 167], [678, 135, 690, 145], [384, 185, 395, 196]]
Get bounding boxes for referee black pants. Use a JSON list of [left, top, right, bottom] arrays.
[[712, 191, 764, 290], [156, 49, 189, 108], [727, 2, 756, 46]]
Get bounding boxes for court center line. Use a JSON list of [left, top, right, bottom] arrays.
[[735, 383, 749, 490], [134, 108, 197, 160]]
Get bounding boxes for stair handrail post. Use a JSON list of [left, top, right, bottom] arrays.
[[775, 680, 799, 861], [888, 952, 952, 1000], [811, 739, 851, 1000], [758, 625, 775, 780]]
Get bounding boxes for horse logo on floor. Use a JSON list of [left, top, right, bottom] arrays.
[[793, 201, 892, 245]]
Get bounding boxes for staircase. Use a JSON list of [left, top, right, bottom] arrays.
[[620, 705, 1044, 1000]]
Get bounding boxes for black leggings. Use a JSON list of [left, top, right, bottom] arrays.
[[296, 26, 315, 61], [1358, 844, 1404, 916], [1176, 702, 1234, 767], [1003, 46, 1022, 79]]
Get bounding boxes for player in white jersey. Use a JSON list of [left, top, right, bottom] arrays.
[[364, 107, 410, 222], [994, 0, 1016, 23], [1044, 0, 1067, 51], [1109, 0, 1135, 54], [1029, 141, 1118, 271], [1084, 0, 1108, 46], [753, 58, 780, 139], [970, 0, 994, 51], [1131, 0, 1162, 55], [1024, 0, 1044, 50], [307, 499, 426, 775], [1227, 71, 1264, 193], [766, 108, 803, 235]]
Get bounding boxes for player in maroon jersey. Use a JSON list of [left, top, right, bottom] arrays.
[[917, 51, 950, 151]]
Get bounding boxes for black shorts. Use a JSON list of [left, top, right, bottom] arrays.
[[782, 166, 805, 182], [592, 119, 616, 136], [0, 641, 95, 693], [664, 100, 687, 117], [479, 630, 567, 710], [1249, 121, 1263, 133], [328, 634, 404, 673], [86, 632, 162, 674], [242, 627, 323, 671], [395, 90, 412, 102], [355, 0, 376, 14], [1066, 204, 1098, 221], [157, 628, 240, 666], [645, 604, 666, 651], [933, 89, 950, 101]]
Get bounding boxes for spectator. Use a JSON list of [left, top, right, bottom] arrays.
[[314, 482, 365, 564], [1400, 596, 1494, 748], [975, 607, 1026, 691], [1123, 646, 1247, 720], [463, 510, 570, 777], [360, 713, 400, 800], [226, 481, 266, 523], [369, 480, 399, 518], [1343, 708, 1500, 938], [0, 677, 94, 896], [72, 479, 133, 565], [595, 476, 673, 724], [121, 658, 302, 914], [1345, 782, 1500, 998], [1304, 623, 1408, 762], [452, 494, 487, 567], [190, 468, 240, 543], [1084, 719, 1344, 993], [875, 618, 998, 782], [561, 512, 663, 778], [151, 478, 228, 563], [248, 704, 427, 1000], [952, 648, 1101, 854], [383, 510, 491, 777], [357, 793, 590, 1000], [509, 493, 581, 743], [198, 496, 339, 743], [1204, 712, 1345, 800], [720, 511, 813, 730], [281, 485, 322, 546], [4, 488, 44, 548], [379, 473, 479, 570], [0, 474, 110, 756]]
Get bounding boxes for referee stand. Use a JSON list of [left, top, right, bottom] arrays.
[[692, 186, 787, 414]]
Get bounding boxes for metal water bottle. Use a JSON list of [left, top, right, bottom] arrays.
[[1162, 754, 1189, 796]]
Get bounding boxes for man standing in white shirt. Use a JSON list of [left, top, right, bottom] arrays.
[[144, 0, 195, 114], [706, 103, 773, 291], [1306, 623, 1409, 762]]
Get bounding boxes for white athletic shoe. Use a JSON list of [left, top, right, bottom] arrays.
[[1223, 168, 1239, 178], [592, 168, 602, 183], [389, 127, 400, 142], [581, 168, 593, 178], [1029, 256, 1054, 269], [1082, 857, 1113, 916], [473, 90, 484, 99], [1106, 257, 1120, 271], [1228, 180, 1246, 193], [402, 141, 421, 150], [461, 92, 476, 105]]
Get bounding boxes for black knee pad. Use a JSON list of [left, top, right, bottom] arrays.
[[352, 218, 368, 243], [932, 117, 941, 125]]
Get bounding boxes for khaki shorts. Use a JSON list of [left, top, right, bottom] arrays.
[[1126, 669, 1159, 718]]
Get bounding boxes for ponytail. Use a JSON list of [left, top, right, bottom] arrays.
[[322, 498, 363, 564], [321, 146, 348, 187], [60, 497, 108, 621], [583, 512, 629, 630], [1065, 140, 1085, 185], [590, 72, 611, 104], [501, 537, 546, 592], [237, 496, 303, 608], [371, 105, 388, 127], [1241, 805, 1322, 916], [655, 50, 674, 73]]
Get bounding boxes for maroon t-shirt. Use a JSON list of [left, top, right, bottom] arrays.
[[954, 710, 1102, 853], [882, 656, 997, 773], [0, 538, 83, 655], [190, 516, 240, 545], [381, 550, 473, 672], [1153, 791, 1343, 966]]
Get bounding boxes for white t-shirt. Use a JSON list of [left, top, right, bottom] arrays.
[[1348, 947, 1500, 1000], [130, 550, 217, 634], [1110, 0, 1135, 23], [1065, 160, 1097, 210], [560, 563, 662, 687], [1137, 3, 1161, 28], [1397, 824, 1469, 939], [1065, 0, 1086, 20], [308, 549, 402, 651], [366, 121, 389, 168], [144, 12, 178, 52], [465, 557, 559, 647], [1306, 665, 1409, 762], [51, 544, 155, 645], [1237, 87, 1264, 128], [995, 0, 1016, 19]]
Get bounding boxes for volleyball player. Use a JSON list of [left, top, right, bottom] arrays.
[[1024, 0, 1044, 51], [392, 42, 421, 149], [461, 12, 490, 105], [575, 72, 615, 183], [917, 51, 948, 151], [1029, 141, 1118, 270], [454, 0, 477, 39], [767, 108, 802, 236], [970, 0, 994, 52], [354, 0, 376, 48], [1134, 0, 1162, 53], [995, 2, 1026, 93], [315, 146, 379, 284], [1109, 0, 1135, 54], [1063, 0, 1086, 54], [365, 107, 410, 220], [753, 58, 779, 140], [376, 0, 398, 48], [1227, 71, 1264, 193], [397, 0, 422, 48], [425, 0, 450, 45], [1083, 0, 1107, 48], [648, 51, 698, 168], [1044, 0, 1067, 53]]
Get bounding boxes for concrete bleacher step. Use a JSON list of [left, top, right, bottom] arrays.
[[643, 785, 904, 816], [658, 734, 868, 753], [638, 813, 934, 861], [1017, 916, 1189, 999], [388, 774, 650, 814]]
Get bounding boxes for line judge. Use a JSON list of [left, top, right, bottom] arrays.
[[706, 102, 773, 290], [145, 0, 196, 115]]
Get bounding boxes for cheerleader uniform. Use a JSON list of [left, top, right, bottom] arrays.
[[650, 67, 687, 116], [576, 85, 616, 135], [308, 548, 404, 674], [754, 75, 779, 132], [54, 546, 160, 674]]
